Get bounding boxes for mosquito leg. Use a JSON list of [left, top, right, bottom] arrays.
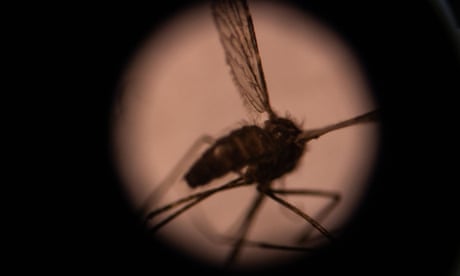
[[231, 229, 340, 251], [140, 135, 215, 216], [259, 186, 335, 242], [148, 191, 213, 233], [193, 205, 343, 254], [193, 221, 318, 252], [225, 192, 266, 268], [146, 177, 251, 233], [190, 187, 340, 252], [186, 187, 338, 256], [268, 188, 340, 243]]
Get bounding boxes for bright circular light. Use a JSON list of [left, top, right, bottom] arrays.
[[113, 1, 379, 270]]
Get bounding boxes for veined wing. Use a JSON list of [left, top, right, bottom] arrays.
[[212, 0, 276, 118]]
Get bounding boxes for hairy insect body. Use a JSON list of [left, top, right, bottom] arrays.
[[185, 117, 305, 188]]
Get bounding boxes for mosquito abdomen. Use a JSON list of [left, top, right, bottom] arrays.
[[185, 125, 272, 187]]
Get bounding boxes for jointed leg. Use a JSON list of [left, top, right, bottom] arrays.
[[191, 208, 329, 253], [268, 188, 340, 243], [225, 192, 266, 268], [141, 135, 214, 216], [201, 231, 317, 252], [259, 186, 335, 241], [188, 185, 339, 260], [226, 187, 338, 264], [145, 177, 251, 233]]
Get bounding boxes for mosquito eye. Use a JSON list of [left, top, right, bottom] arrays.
[[275, 131, 284, 139]]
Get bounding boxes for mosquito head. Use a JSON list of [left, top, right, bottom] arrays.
[[264, 117, 302, 145]]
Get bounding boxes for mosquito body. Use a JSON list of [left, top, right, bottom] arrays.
[[185, 118, 304, 188], [143, 0, 379, 269]]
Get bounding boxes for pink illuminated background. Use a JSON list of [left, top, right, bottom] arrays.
[[113, 1, 379, 270]]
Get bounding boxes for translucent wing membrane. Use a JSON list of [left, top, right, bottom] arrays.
[[212, 0, 275, 117]]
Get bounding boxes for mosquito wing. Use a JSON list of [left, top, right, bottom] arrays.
[[212, 0, 275, 118]]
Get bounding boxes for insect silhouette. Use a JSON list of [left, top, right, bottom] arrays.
[[143, 0, 379, 269]]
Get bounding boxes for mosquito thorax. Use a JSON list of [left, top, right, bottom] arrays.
[[246, 117, 306, 184]]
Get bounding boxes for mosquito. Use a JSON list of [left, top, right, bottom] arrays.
[[143, 0, 379, 268]]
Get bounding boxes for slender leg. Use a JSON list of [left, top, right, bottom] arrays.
[[225, 192, 266, 268], [259, 186, 335, 241], [225, 230, 339, 251], [192, 224, 319, 252], [140, 135, 214, 216], [268, 188, 340, 243], [146, 177, 251, 233], [191, 200, 334, 253], [191, 187, 340, 252]]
